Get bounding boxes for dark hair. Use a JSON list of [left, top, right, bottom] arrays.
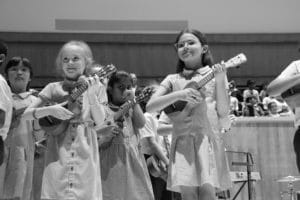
[[246, 79, 255, 87], [174, 29, 214, 73], [107, 70, 133, 101], [5, 57, 33, 77], [0, 39, 8, 56], [5, 56, 33, 91]]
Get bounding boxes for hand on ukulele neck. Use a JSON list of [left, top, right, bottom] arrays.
[[62, 76, 86, 93], [123, 90, 135, 102]]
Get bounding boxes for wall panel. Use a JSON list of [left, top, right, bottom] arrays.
[[0, 32, 299, 88]]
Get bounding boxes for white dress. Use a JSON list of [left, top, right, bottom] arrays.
[[160, 66, 232, 193], [99, 106, 154, 200], [39, 82, 106, 200]]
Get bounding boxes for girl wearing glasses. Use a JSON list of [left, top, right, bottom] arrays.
[[147, 29, 231, 200]]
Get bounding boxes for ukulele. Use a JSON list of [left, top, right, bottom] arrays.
[[98, 87, 154, 149], [39, 64, 116, 135], [146, 135, 170, 181], [163, 53, 247, 115]]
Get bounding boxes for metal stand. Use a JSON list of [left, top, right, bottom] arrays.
[[227, 151, 256, 200], [280, 182, 295, 200]]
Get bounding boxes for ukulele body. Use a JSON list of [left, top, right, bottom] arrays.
[[163, 81, 199, 114], [39, 91, 82, 135]]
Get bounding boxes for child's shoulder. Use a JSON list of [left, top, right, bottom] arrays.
[[165, 73, 180, 79], [39, 81, 66, 101], [0, 74, 6, 82], [46, 81, 63, 87], [0, 74, 10, 89], [41, 81, 63, 92], [161, 73, 182, 84], [17, 90, 39, 100]]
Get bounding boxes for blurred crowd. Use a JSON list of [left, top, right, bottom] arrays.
[[228, 79, 292, 117]]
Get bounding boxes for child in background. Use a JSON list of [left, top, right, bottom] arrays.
[[157, 111, 182, 200], [147, 29, 230, 200], [0, 57, 40, 200], [137, 85, 170, 200], [23, 41, 106, 200], [99, 70, 154, 200]]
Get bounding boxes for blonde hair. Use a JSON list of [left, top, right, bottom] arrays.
[[55, 40, 94, 77]]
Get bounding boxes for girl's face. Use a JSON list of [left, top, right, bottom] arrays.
[[110, 78, 133, 106], [61, 45, 86, 80], [7, 63, 31, 93], [176, 33, 205, 68]]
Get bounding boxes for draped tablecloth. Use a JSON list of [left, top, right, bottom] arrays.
[[223, 116, 299, 200]]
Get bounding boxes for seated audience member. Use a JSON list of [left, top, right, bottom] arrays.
[[229, 95, 240, 116], [243, 95, 265, 117], [262, 95, 292, 115], [266, 102, 280, 117], [229, 80, 243, 102], [243, 79, 260, 103], [259, 83, 268, 102]]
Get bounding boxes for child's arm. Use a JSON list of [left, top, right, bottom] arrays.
[[132, 104, 146, 129], [87, 77, 107, 128], [267, 61, 300, 97], [97, 124, 122, 148], [146, 137, 169, 166], [23, 98, 73, 121], [146, 85, 202, 113], [0, 79, 12, 131], [90, 103, 106, 128], [157, 122, 173, 136], [267, 74, 300, 97], [124, 88, 145, 129], [214, 64, 230, 118]]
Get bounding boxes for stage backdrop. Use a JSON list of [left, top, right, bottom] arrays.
[[0, 0, 299, 33], [0, 32, 299, 88]]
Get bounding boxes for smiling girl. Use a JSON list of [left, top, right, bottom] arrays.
[[147, 29, 230, 200], [23, 41, 106, 200]]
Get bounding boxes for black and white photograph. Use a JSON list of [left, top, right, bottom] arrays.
[[0, 0, 299, 200]]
